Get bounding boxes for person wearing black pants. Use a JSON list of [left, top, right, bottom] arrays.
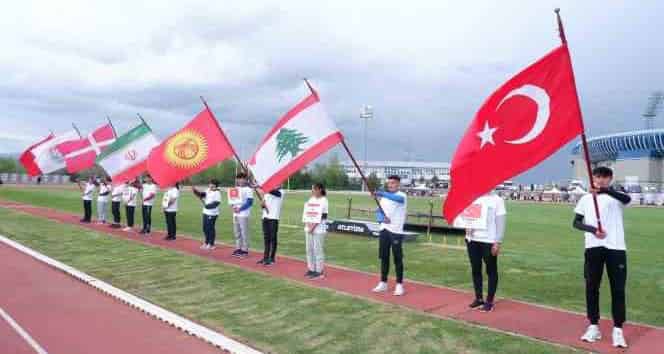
[[574, 166, 630, 348], [258, 188, 284, 265], [110, 182, 124, 228], [140, 175, 157, 235], [122, 179, 138, 231], [193, 179, 221, 250], [77, 177, 96, 223], [371, 175, 408, 296], [162, 183, 180, 240], [463, 192, 506, 313]]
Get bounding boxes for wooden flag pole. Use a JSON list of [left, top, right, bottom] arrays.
[[199, 96, 267, 208], [72, 123, 82, 138], [555, 8, 603, 233], [340, 139, 386, 216]]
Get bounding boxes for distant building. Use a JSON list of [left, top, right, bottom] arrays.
[[571, 129, 664, 192], [342, 160, 450, 186]]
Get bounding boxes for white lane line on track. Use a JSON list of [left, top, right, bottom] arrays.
[[0, 307, 49, 354]]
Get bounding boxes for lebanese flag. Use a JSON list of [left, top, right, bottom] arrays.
[[96, 122, 160, 184], [19, 130, 80, 176], [147, 107, 236, 187], [248, 83, 343, 192], [56, 124, 116, 174], [443, 44, 584, 222]]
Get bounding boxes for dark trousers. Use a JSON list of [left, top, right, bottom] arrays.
[[111, 201, 121, 224], [203, 214, 218, 245], [82, 200, 92, 222], [262, 218, 279, 261], [379, 229, 404, 283], [584, 247, 627, 327], [142, 205, 152, 232], [126, 206, 135, 227], [466, 240, 498, 303], [164, 211, 177, 238]]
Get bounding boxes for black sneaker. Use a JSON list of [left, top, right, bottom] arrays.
[[479, 302, 494, 312], [139, 230, 146, 234], [312, 272, 325, 280], [305, 270, 315, 277], [238, 251, 249, 259], [232, 249, 242, 257], [256, 259, 266, 265], [263, 260, 274, 266], [307, 271, 319, 279], [469, 299, 485, 309]]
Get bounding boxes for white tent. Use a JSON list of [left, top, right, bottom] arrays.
[[570, 187, 587, 195]]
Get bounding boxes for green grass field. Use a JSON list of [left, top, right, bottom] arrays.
[[1, 185, 663, 329], [0, 207, 576, 354]]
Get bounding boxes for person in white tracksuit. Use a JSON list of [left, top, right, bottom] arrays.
[[304, 183, 328, 280]]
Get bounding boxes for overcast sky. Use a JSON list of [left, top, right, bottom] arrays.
[[1, 1, 663, 182]]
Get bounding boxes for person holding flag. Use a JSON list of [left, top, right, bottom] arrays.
[[162, 182, 180, 241], [258, 187, 284, 266], [371, 175, 408, 296], [139, 174, 158, 235], [96, 177, 111, 224], [573, 167, 630, 348], [193, 180, 222, 250], [77, 176, 96, 223], [460, 192, 507, 312], [229, 172, 254, 258], [122, 178, 139, 232], [110, 181, 125, 228]]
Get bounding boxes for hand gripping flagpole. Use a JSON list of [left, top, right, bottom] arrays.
[[303, 78, 387, 216], [199, 96, 267, 209], [555, 8, 603, 233]]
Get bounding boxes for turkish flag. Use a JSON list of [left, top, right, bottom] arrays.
[[443, 45, 584, 222], [147, 107, 237, 187], [56, 124, 116, 174]]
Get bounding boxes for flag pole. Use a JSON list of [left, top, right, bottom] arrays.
[[555, 8, 603, 232], [106, 115, 118, 137], [137, 113, 148, 126], [72, 123, 82, 138], [340, 139, 386, 215], [199, 96, 267, 207]]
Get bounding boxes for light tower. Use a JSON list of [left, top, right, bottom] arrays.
[[360, 105, 373, 191]]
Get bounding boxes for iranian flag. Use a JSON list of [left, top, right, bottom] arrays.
[[248, 82, 343, 192], [96, 122, 159, 184]]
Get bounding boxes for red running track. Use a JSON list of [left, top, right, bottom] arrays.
[[1, 200, 662, 353], [0, 242, 223, 354]]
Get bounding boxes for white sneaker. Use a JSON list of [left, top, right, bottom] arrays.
[[372, 282, 388, 293], [581, 324, 602, 343], [393, 283, 405, 296], [200, 244, 209, 250], [612, 327, 627, 348], [122, 227, 131, 232]]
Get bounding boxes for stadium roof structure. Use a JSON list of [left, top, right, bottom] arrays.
[[571, 129, 664, 162], [343, 160, 450, 168]]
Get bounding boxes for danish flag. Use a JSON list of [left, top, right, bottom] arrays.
[[56, 124, 116, 173]]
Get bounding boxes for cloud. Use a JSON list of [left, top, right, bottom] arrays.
[[0, 0, 663, 182]]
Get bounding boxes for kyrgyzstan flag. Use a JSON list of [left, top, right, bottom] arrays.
[[443, 44, 584, 222], [248, 82, 343, 192], [56, 124, 116, 174], [147, 107, 236, 187]]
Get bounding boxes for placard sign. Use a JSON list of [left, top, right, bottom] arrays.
[[227, 187, 242, 205], [453, 203, 488, 230], [302, 201, 324, 224], [162, 194, 170, 208]]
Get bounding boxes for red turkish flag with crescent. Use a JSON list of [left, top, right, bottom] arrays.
[[443, 45, 584, 222]]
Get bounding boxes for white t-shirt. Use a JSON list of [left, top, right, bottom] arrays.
[[122, 186, 138, 207], [142, 183, 158, 206], [379, 191, 408, 234], [203, 189, 222, 216], [262, 189, 284, 220], [162, 187, 180, 212], [97, 184, 111, 202], [467, 194, 507, 244], [111, 185, 125, 203], [574, 193, 626, 250], [231, 186, 254, 218], [82, 182, 95, 201], [304, 196, 328, 234]]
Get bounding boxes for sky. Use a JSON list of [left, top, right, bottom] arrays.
[[1, 0, 663, 183]]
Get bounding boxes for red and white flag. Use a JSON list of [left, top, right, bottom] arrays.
[[57, 124, 116, 173], [248, 83, 343, 192], [19, 130, 80, 176], [443, 44, 584, 222]]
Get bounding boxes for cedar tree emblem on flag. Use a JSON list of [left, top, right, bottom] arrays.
[[164, 129, 209, 169], [275, 128, 309, 162]]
